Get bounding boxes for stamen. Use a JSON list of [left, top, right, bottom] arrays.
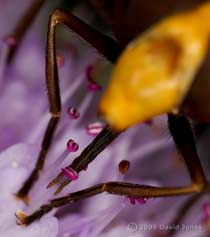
[[62, 167, 79, 181], [3, 35, 17, 46], [87, 122, 104, 136], [67, 106, 80, 119], [66, 139, 79, 152], [56, 53, 65, 68], [118, 160, 130, 175], [137, 197, 147, 204], [129, 197, 136, 205], [6, 0, 46, 62], [128, 197, 147, 205]]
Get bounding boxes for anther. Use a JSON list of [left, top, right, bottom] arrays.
[[129, 197, 136, 205], [67, 139, 79, 152], [128, 197, 147, 205], [137, 197, 147, 204], [62, 167, 79, 181], [87, 82, 102, 91], [68, 106, 80, 119], [87, 122, 104, 136]]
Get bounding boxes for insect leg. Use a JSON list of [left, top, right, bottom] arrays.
[[47, 125, 121, 194], [16, 8, 121, 201], [166, 114, 207, 236], [48, 113, 208, 195], [168, 114, 207, 189], [18, 181, 200, 225], [48, 8, 121, 63]]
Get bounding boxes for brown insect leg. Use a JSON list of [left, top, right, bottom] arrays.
[[47, 125, 121, 194], [16, 117, 59, 201], [18, 116, 207, 223], [49, 113, 208, 195], [165, 114, 207, 236], [7, 0, 46, 63], [168, 114, 206, 189], [46, 8, 121, 63], [20, 181, 199, 225], [16, 8, 121, 201]]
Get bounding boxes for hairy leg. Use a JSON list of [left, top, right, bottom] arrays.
[[167, 114, 207, 236], [16, 8, 121, 201], [168, 114, 206, 190], [18, 180, 200, 225], [47, 125, 121, 194]]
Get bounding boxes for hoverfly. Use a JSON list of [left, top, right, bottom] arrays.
[[11, 0, 210, 233]]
